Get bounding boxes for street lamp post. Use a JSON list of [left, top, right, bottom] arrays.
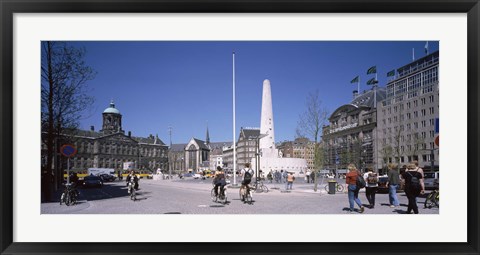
[[249, 133, 267, 189]]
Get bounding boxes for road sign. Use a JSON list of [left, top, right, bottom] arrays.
[[60, 144, 77, 157], [335, 154, 340, 165], [434, 135, 439, 147]]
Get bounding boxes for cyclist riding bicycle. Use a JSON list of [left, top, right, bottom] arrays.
[[241, 163, 254, 196], [213, 166, 227, 197], [126, 170, 139, 193]]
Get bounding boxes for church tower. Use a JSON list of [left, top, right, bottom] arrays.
[[206, 124, 210, 146], [100, 100, 123, 135]]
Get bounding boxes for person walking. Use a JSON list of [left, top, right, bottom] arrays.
[[281, 170, 287, 183], [402, 163, 425, 214], [363, 167, 378, 209], [267, 171, 273, 183], [345, 164, 364, 213], [286, 172, 295, 190], [386, 163, 401, 208], [306, 170, 311, 183]]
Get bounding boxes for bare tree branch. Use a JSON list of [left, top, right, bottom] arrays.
[[41, 41, 96, 201]]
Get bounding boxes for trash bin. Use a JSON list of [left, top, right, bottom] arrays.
[[328, 180, 337, 195]]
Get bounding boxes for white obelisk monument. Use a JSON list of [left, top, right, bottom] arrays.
[[260, 79, 276, 158], [254, 79, 307, 176]]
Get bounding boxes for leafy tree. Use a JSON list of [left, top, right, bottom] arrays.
[[41, 41, 96, 201]]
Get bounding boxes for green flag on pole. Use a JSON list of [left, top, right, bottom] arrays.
[[387, 69, 395, 77], [366, 77, 378, 85], [350, 76, 359, 83], [367, 66, 377, 74]]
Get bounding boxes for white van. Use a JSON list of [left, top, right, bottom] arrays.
[[423, 171, 439, 190]]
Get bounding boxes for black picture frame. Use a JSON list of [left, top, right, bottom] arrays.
[[1, 0, 479, 254]]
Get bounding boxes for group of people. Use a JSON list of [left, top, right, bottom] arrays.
[[212, 163, 255, 201], [345, 161, 425, 214], [266, 169, 288, 183]]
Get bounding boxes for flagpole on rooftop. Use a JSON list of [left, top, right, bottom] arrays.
[[374, 72, 377, 108], [357, 78, 360, 95], [232, 51, 237, 186]]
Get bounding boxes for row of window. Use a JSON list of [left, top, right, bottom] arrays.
[[70, 157, 167, 170], [386, 66, 438, 98], [385, 154, 434, 164], [75, 141, 167, 158]]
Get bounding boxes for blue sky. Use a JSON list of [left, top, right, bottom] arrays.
[[68, 41, 439, 144]]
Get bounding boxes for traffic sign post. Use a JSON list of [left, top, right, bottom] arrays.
[[60, 145, 77, 184]]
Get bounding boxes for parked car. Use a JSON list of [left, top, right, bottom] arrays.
[[83, 175, 103, 188], [99, 174, 115, 182], [182, 173, 194, 178], [423, 171, 439, 190]]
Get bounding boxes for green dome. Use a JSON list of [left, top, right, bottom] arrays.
[[103, 100, 120, 114]]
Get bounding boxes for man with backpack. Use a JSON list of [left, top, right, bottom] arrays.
[[363, 167, 378, 209], [402, 163, 425, 214], [241, 163, 255, 198]]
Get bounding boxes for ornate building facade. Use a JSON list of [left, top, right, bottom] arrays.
[[322, 88, 386, 173], [42, 100, 169, 175]]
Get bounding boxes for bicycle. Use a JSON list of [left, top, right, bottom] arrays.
[[127, 181, 136, 201], [60, 183, 78, 206], [250, 180, 269, 193], [239, 184, 253, 204], [424, 189, 439, 208], [211, 185, 228, 204], [324, 182, 344, 193]]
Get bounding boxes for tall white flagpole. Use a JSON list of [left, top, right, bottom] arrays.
[[233, 51, 237, 186]]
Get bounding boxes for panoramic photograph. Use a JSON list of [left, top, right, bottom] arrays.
[[40, 41, 440, 215]]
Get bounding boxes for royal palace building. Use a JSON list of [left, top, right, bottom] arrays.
[[42, 101, 169, 175]]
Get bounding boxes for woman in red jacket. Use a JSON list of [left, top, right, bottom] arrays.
[[345, 164, 365, 213]]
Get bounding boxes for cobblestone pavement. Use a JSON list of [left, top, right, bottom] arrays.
[[41, 178, 439, 214]]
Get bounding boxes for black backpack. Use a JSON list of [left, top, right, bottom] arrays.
[[244, 169, 253, 180], [356, 172, 366, 188], [407, 171, 421, 190]]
